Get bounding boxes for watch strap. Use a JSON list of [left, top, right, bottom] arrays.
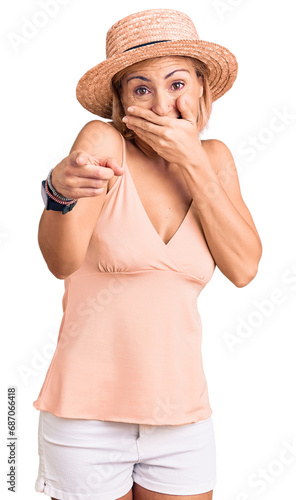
[[41, 180, 77, 214]]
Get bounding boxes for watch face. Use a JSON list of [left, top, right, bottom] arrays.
[[41, 180, 61, 210], [41, 180, 49, 208]]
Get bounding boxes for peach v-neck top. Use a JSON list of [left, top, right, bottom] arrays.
[[33, 133, 216, 426]]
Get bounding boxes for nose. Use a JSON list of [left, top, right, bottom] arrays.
[[151, 91, 174, 116]]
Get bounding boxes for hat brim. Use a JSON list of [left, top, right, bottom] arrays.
[[76, 39, 238, 119]]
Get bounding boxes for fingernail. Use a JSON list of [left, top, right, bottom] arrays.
[[122, 116, 128, 123], [127, 107, 134, 112]]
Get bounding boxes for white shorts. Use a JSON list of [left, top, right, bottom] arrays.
[[35, 410, 217, 499]]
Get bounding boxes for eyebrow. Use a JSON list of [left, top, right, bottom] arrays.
[[126, 69, 190, 84]]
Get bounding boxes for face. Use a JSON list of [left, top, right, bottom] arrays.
[[119, 56, 203, 120]]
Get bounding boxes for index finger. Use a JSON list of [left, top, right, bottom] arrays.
[[127, 106, 170, 126], [74, 162, 115, 181]]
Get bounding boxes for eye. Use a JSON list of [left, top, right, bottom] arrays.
[[171, 81, 185, 91], [134, 86, 150, 96]]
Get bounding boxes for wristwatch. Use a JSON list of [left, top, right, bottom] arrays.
[[41, 180, 77, 214]]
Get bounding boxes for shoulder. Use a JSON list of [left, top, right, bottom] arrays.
[[80, 119, 121, 137], [200, 139, 235, 174], [200, 138, 242, 201], [77, 119, 119, 136], [70, 119, 124, 164]]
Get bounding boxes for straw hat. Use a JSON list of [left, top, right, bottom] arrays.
[[76, 9, 238, 118]]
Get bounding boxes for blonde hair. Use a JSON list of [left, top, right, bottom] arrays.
[[110, 56, 212, 140]]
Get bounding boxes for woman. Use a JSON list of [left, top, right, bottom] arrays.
[[34, 9, 262, 500]]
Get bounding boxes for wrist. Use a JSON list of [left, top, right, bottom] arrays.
[[48, 168, 76, 202], [44, 180, 75, 205], [177, 147, 213, 174]]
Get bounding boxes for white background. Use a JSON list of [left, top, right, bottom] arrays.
[[1, 0, 296, 498]]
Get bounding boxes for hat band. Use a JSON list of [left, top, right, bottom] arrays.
[[123, 40, 171, 53]]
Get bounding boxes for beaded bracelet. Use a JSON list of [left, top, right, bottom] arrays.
[[45, 179, 77, 206], [47, 168, 77, 203]]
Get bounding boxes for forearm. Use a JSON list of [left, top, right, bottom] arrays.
[[178, 154, 262, 287]]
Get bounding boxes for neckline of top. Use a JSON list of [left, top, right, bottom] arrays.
[[119, 133, 193, 248]]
